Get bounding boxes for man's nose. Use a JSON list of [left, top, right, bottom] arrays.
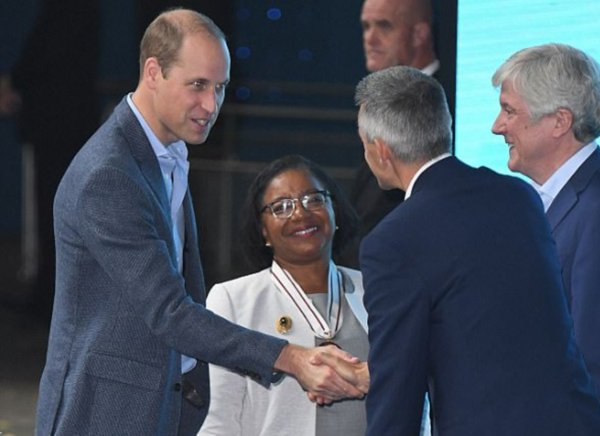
[[201, 87, 218, 114], [364, 28, 377, 45], [491, 114, 504, 135]]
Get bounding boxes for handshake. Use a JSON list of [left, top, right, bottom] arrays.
[[274, 343, 370, 404]]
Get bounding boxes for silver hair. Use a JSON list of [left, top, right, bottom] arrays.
[[492, 43, 600, 143], [355, 66, 452, 163]]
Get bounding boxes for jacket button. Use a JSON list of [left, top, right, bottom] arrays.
[[174, 382, 182, 392]]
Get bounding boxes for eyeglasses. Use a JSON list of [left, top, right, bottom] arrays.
[[261, 190, 331, 219]]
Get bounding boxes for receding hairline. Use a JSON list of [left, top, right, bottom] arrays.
[[155, 7, 225, 40], [138, 7, 227, 77]]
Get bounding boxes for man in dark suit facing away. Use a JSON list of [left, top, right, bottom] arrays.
[[356, 65, 600, 435], [338, 0, 453, 268]]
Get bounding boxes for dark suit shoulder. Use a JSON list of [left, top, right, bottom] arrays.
[[570, 148, 600, 192], [371, 160, 545, 244]]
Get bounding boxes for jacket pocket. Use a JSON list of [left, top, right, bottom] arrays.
[[85, 351, 162, 391]]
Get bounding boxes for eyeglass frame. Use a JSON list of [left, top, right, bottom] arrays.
[[260, 190, 332, 219]]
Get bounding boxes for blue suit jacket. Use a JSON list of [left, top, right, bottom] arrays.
[[547, 147, 600, 395], [35, 98, 287, 435], [361, 157, 600, 436]]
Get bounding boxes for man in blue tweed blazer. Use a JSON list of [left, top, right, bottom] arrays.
[[35, 8, 367, 435]]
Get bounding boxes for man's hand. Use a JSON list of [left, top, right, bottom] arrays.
[[274, 344, 367, 404], [306, 347, 369, 404], [310, 348, 369, 393]]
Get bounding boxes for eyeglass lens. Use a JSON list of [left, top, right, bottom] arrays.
[[269, 192, 327, 218]]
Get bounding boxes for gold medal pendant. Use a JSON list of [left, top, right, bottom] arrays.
[[276, 315, 293, 334]]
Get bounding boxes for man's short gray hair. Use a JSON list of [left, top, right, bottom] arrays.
[[355, 66, 452, 163], [492, 43, 600, 144]]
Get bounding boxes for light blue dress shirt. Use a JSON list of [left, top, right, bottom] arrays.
[[126, 94, 196, 373]]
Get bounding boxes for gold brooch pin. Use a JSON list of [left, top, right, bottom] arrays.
[[276, 316, 293, 334]]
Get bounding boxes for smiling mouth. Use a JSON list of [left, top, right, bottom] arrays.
[[502, 138, 514, 150], [293, 226, 318, 237], [193, 118, 209, 127]]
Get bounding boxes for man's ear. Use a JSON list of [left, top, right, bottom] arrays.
[[373, 138, 393, 165], [412, 21, 431, 48], [143, 57, 162, 90], [553, 108, 574, 138]]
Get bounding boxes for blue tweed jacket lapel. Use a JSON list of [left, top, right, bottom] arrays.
[[113, 98, 171, 222], [113, 98, 206, 303]]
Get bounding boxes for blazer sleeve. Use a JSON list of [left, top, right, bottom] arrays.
[[361, 229, 429, 435], [198, 284, 247, 436], [76, 165, 286, 386]]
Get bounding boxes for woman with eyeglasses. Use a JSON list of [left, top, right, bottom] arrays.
[[198, 155, 368, 436]]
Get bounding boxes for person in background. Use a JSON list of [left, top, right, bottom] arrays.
[[492, 43, 600, 395], [35, 9, 367, 435], [361, 0, 438, 74], [357, 65, 600, 435], [199, 154, 368, 436], [337, 0, 445, 268]]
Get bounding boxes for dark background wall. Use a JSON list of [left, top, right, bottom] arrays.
[[1, 0, 455, 236], [0, 2, 455, 432]]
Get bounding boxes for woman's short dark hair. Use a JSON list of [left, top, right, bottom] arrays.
[[240, 155, 359, 271]]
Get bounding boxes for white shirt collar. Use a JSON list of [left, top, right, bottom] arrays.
[[405, 153, 452, 199], [533, 141, 597, 211], [421, 59, 440, 77]]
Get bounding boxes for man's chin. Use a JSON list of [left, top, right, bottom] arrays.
[[366, 59, 384, 72], [367, 59, 394, 72], [185, 133, 210, 146], [507, 159, 520, 174]]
